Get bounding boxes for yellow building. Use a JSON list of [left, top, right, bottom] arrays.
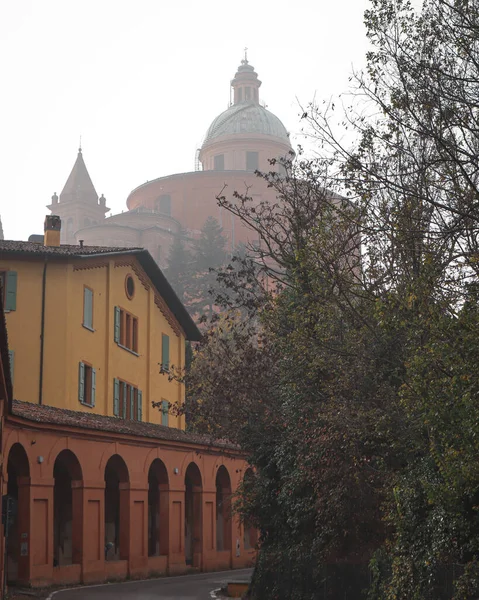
[[1, 215, 200, 429]]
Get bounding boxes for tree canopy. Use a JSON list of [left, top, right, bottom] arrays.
[[165, 1, 479, 597]]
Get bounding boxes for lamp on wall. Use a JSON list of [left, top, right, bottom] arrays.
[[173, 467, 179, 475]]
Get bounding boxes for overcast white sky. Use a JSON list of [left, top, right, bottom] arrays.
[[0, 0, 372, 241]]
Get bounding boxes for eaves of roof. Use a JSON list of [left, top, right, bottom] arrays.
[[0, 242, 201, 341]]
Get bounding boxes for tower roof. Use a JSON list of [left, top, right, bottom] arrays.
[[60, 148, 98, 204], [203, 103, 289, 145], [201, 57, 290, 149]]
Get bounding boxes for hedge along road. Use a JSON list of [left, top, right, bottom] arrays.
[[48, 568, 253, 600]]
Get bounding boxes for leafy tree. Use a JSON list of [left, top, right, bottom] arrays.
[[185, 158, 410, 599], [163, 1, 479, 597], [164, 229, 193, 304], [189, 216, 228, 318]]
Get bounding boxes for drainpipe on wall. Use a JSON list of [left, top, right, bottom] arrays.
[[39, 215, 61, 405], [38, 258, 47, 405]]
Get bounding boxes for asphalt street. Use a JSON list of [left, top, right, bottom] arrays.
[[50, 568, 253, 600]]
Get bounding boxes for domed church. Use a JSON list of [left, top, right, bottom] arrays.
[[50, 56, 293, 268]]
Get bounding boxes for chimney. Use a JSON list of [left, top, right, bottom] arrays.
[[44, 215, 61, 247]]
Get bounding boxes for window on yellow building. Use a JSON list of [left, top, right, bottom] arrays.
[[79, 362, 96, 407], [83, 286, 93, 330], [161, 399, 169, 426], [114, 306, 139, 353], [113, 378, 142, 421], [0, 271, 17, 311], [161, 334, 170, 372]]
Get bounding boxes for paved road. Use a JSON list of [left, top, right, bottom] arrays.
[[50, 568, 253, 600]]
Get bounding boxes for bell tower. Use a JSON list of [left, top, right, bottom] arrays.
[[47, 147, 109, 244]]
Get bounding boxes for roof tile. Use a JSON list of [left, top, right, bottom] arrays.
[[0, 240, 142, 256], [11, 400, 235, 450]]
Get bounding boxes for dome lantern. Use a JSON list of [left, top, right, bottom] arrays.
[[231, 50, 262, 105]]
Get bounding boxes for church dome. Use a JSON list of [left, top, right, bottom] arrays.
[[202, 102, 290, 146], [198, 55, 293, 172]]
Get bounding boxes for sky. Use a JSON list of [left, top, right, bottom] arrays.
[[0, 0, 372, 241]]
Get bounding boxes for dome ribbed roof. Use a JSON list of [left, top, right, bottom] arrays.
[[202, 102, 289, 146]]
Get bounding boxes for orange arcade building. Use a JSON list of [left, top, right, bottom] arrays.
[[0, 216, 256, 590]]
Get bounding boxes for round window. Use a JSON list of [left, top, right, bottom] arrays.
[[125, 275, 135, 299]]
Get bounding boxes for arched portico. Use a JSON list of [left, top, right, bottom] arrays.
[[104, 455, 129, 561], [148, 459, 169, 557], [216, 465, 232, 552], [184, 462, 202, 567], [6, 443, 30, 584], [1, 419, 253, 586], [242, 469, 258, 550], [53, 449, 83, 567]]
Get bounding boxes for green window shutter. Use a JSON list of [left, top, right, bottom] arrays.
[[84, 288, 93, 329], [91, 368, 96, 407], [161, 334, 170, 371], [5, 271, 17, 311], [122, 384, 127, 418], [161, 400, 168, 426], [130, 386, 135, 420], [114, 306, 120, 343], [137, 390, 142, 422], [78, 362, 85, 403], [8, 350, 14, 382], [113, 378, 120, 416]]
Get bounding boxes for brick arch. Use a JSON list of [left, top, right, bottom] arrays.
[[179, 452, 203, 477], [104, 453, 130, 562], [142, 447, 174, 478], [6, 441, 31, 583], [215, 464, 232, 553], [45, 436, 71, 476], [148, 458, 169, 486], [216, 464, 232, 488], [53, 448, 83, 481], [6, 442, 30, 478], [147, 458, 169, 557], [185, 461, 203, 567], [104, 454, 129, 483], [53, 449, 83, 567], [98, 442, 130, 479], [3, 429, 32, 480]]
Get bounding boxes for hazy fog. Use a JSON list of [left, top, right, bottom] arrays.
[[0, 0, 370, 241]]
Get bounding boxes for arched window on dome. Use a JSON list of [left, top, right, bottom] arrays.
[[214, 155, 225, 171], [245, 86, 251, 101], [237, 88, 243, 103], [156, 195, 171, 216], [246, 151, 259, 172]]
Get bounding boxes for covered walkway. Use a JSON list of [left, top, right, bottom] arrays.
[[2, 401, 255, 587]]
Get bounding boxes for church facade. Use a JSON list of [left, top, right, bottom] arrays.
[[48, 57, 293, 268]]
